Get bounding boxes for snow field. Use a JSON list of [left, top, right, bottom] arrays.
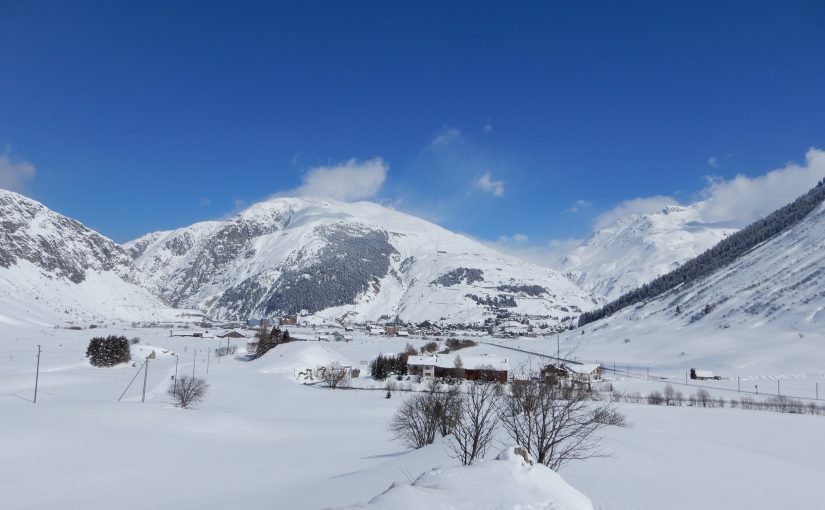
[[1, 324, 824, 509]]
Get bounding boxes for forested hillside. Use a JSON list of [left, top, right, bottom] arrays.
[[578, 179, 825, 326]]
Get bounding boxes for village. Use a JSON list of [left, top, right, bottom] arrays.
[[146, 310, 762, 404]]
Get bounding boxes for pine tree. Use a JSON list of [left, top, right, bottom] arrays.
[[86, 336, 131, 367]]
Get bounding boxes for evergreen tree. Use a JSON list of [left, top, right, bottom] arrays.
[[86, 336, 131, 367]]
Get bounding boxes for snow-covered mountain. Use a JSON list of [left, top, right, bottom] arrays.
[[568, 182, 825, 373], [0, 189, 187, 325], [126, 197, 597, 325], [561, 203, 737, 300]]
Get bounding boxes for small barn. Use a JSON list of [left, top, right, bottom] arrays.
[[541, 363, 602, 383], [690, 368, 720, 380], [218, 330, 246, 339]]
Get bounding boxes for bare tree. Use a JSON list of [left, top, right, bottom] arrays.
[[647, 391, 664, 405], [448, 380, 500, 465], [453, 354, 466, 380], [388, 381, 461, 449], [695, 388, 713, 407], [498, 380, 625, 470], [662, 384, 684, 406], [389, 392, 441, 448], [438, 383, 463, 436], [168, 375, 209, 408], [321, 362, 350, 389]]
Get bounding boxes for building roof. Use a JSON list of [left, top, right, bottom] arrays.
[[408, 353, 509, 371], [694, 369, 715, 378], [563, 363, 601, 375]]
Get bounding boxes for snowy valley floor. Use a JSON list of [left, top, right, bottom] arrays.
[[1, 326, 824, 509]]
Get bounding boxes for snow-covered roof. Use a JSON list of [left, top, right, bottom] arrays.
[[407, 353, 509, 371], [564, 363, 601, 375], [694, 369, 715, 378]]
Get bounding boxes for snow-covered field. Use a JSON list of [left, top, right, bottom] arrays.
[[2, 322, 824, 509]]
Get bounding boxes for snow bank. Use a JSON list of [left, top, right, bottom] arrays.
[[257, 342, 356, 374], [340, 446, 593, 510]]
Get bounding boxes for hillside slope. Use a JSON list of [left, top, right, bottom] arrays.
[[0, 190, 186, 325], [579, 180, 825, 327]]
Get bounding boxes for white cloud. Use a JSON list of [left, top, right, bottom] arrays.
[[199, 197, 211, 207], [295, 158, 388, 201], [473, 171, 505, 197], [487, 236, 583, 267], [487, 148, 825, 270], [431, 126, 463, 147], [484, 122, 493, 134], [0, 149, 36, 191], [708, 156, 719, 168], [590, 148, 825, 231], [594, 195, 679, 229], [699, 147, 825, 226], [496, 233, 529, 244], [566, 199, 593, 213]]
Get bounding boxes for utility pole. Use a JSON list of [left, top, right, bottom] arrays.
[[141, 358, 149, 403], [206, 348, 210, 375], [816, 383, 819, 400], [173, 355, 179, 395], [737, 376, 740, 392], [777, 380, 780, 396], [646, 367, 649, 380], [555, 331, 560, 360], [34, 345, 41, 404], [192, 349, 197, 378]]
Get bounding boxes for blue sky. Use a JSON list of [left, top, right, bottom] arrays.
[[1, 1, 824, 252]]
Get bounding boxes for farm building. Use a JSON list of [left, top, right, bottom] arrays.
[[541, 363, 602, 383], [279, 315, 298, 326], [690, 368, 721, 380], [407, 354, 509, 382], [218, 330, 246, 339]]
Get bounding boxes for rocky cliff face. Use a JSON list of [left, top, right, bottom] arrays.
[[0, 189, 135, 283]]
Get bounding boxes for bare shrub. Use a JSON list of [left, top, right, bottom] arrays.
[[422, 341, 438, 353], [168, 375, 209, 408], [498, 381, 625, 470], [444, 338, 476, 352], [695, 389, 713, 407], [388, 381, 462, 449], [321, 362, 350, 389], [389, 393, 441, 449], [663, 385, 677, 406], [647, 391, 664, 405], [448, 381, 500, 465]]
